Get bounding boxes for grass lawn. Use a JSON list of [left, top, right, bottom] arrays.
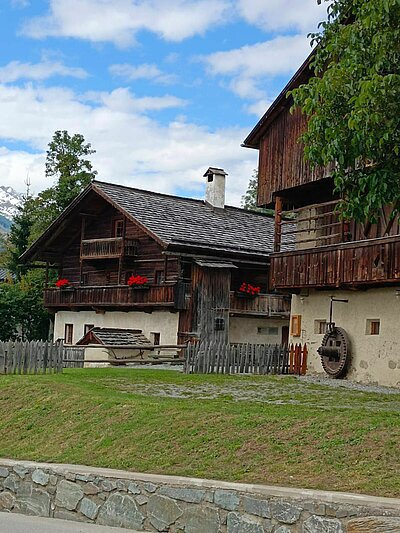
[[0, 369, 399, 497]]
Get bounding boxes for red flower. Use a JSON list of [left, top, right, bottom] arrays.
[[55, 279, 70, 288], [127, 274, 149, 286], [239, 282, 260, 295]]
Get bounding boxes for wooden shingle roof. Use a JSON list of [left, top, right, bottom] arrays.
[[77, 327, 152, 347], [93, 181, 290, 258]]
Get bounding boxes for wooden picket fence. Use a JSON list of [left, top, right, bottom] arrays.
[[184, 342, 307, 375], [0, 341, 86, 374]]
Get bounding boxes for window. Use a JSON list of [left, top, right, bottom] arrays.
[[84, 324, 94, 335], [257, 327, 279, 336], [366, 319, 380, 335], [150, 332, 161, 345], [290, 315, 302, 337], [64, 324, 74, 344], [314, 320, 328, 334], [155, 270, 165, 284], [214, 318, 225, 331], [113, 219, 124, 238]]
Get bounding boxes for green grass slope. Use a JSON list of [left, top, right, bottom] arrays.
[[0, 369, 399, 497]]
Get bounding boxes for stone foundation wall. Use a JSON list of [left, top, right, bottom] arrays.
[[0, 459, 399, 532]]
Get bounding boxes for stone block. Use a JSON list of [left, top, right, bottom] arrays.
[[180, 505, 220, 533], [3, 474, 19, 493], [242, 495, 271, 518], [0, 491, 15, 510], [136, 494, 149, 506], [128, 482, 141, 495], [65, 472, 76, 481], [275, 527, 293, 533], [32, 469, 50, 486], [54, 509, 87, 522], [214, 490, 240, 511], [49, 475, 58, 486], [0, 467, 9, 478], [116, 479, 128, 491], [271, 501, 302, 524], [147, 494, 183, 531], [79, 497, 100, 520], [303, 515, 344, 533], [13, 466, 29, 479], [14, 482, 51, 517], [84, 482, 101, 495], [143, 482, 158, 493], [159, 486, 206, 503], [55, 479, 84, 511], [97, 493, 145, 529], [101, 479, 117, 492], [347, 516, 400, 532], [76, 474, 94, 482], [227, 512, 264, 533]]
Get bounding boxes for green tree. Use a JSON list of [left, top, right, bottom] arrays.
[[30, 130, 97, 239], [290, 0, 400, 221], [7, 195, 34, 279], [241, 170, 274, 215]]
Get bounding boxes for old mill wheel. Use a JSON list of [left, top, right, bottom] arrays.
[[317, 326, 351, 378]]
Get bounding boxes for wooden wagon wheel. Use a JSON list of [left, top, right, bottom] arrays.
[[317, 326, 351, 378]]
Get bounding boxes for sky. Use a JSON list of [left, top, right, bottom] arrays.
[[0, 0, 327, 205]]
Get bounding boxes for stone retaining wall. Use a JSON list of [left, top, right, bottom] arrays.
[[0, 459, 399, 532]]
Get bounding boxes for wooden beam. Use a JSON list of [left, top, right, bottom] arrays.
[[274, 196, 283, 252]]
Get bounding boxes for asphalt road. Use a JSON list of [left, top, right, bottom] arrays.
[[0, 512, 144, 533]]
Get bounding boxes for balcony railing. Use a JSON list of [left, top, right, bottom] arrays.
[[271, 235, 400, 289], [80, 238, 137, 260], [44, 283, 185, 309], [229, 292, 291, 318]]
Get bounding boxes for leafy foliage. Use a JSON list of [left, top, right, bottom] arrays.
[[0, 271, 51, 341], [30, 130, 97, 240], [0, 130, 97, 341], [241, 170, 274, 215], [290, 0, 400, 221]]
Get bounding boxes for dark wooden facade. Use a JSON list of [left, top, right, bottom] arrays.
[[248, 55, 400, 291], [29, 186, 289, 344]]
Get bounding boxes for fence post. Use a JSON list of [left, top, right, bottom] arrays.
[[301, 343, 308, 375]]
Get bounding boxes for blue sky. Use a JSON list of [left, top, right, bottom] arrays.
[[0, 0, 326, 205]]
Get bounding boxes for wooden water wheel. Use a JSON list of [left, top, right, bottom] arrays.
[[317, 326, 351, 378]]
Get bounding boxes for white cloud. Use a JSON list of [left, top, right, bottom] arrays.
[[109, 63, 176, 85], [22, 0, 231, 46], [0, 60, 88, 83], [202, 34, 312, 110], [245, 99, 274, 118], [236, 0, 325, 34], [0, 82, 257, 205]]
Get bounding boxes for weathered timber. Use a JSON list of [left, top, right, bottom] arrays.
[[271, 235, 400, 289], [44, 284, 178, 309], [185, 341, 307, 375], [229, 291, 291, 318]]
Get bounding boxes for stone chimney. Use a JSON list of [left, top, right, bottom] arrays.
[[204, 167, 227, 209]]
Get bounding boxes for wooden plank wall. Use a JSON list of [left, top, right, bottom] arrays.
[[191, 265, 231, 344], [257, 107, 329, 206], [60, 203, 179, 287], [271, 237, 400, 289], [184, 341, 308, 375]]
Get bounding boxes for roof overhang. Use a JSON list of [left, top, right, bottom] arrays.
[[242, 49, 315, 150]]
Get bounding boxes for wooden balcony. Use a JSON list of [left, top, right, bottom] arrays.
[[80, 238, 137, 260], [271, 235, 400, 290], [229, 292, 291, 318], [44, 283, 187, 310]]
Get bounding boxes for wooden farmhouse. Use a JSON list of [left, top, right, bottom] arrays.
[[22, 168, 291, 362], [243, 54, 400, 387]]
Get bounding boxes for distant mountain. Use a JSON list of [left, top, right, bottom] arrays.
[[0, 214, 11, 234], [0, 186, 23, 232]]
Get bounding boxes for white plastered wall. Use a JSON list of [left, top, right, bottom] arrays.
[[54, 310, 180, 346], [290, 287, 400, 387], [229, 317, 289, 345]]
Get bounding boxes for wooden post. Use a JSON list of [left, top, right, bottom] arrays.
[[274, 196, 283, 252], [45, 262, 49, 288], [79, 217, 86, 285]]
